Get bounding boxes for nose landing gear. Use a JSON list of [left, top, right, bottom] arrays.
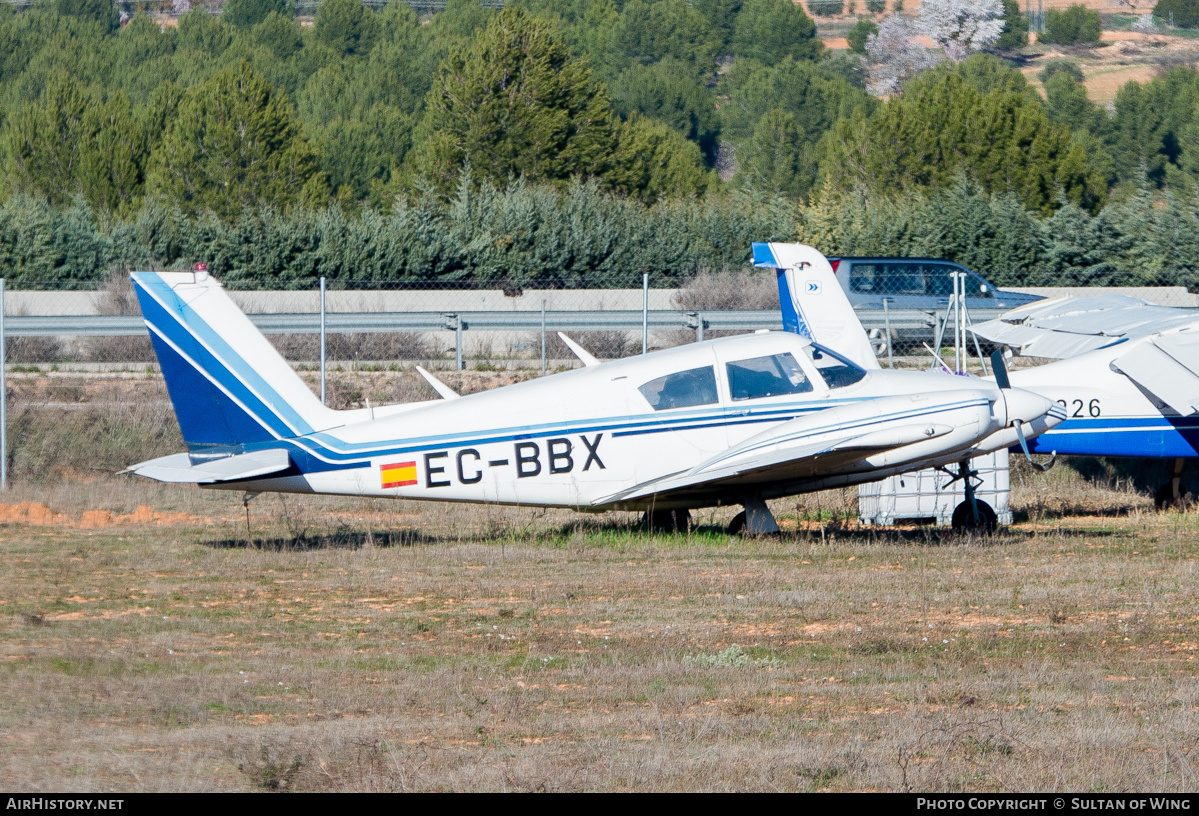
[[943, 459, 997, 533]]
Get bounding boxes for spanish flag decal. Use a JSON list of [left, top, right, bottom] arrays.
[[381, 461, 418, 488]]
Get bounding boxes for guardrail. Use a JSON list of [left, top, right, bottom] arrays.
[[1, 307, 990, 336]]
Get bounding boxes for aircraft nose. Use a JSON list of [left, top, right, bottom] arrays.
[[1002, 388, 1065, 430]]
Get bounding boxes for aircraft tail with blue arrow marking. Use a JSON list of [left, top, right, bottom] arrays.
[[131, 270, 341, 453], [752, 242, 880, 371]]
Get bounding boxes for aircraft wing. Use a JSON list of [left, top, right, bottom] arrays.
[[126, 449, 293, 484], [972, 295, 1199, 359], [1110, 333, 1199, 416], [594, 396, 962, 507]]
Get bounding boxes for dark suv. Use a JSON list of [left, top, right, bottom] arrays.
[[829, 257, 1042, 313]]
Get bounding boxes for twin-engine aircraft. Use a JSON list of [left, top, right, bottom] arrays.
[[770, 246, 1199, 508], [126, 246, 1064, 534], [971, 296, 1199, 505]]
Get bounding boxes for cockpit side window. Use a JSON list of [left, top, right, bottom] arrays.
[[638, 366, 719, 410], [726, 353, 813, 401], [803, 344, 868, 389]]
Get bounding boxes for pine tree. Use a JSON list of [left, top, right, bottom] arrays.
[[147, 60, 328, 219], [416, 5, 620, 191], [730, 0, 822, 65]]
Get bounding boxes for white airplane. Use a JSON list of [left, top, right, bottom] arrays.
[[125, 246, 1064, 534], [971, 296, 1199, 505], [768, 248, 1199, 508]]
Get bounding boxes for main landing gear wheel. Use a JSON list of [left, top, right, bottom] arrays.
[[727, 511, 746, 535], [951, 499, 997, 533], [1155, 458, 1190, 511], [643, 509, 691, 532]]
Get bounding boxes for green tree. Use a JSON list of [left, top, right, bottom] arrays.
[[54, 0, 117, 34], [611, 58, 719, 161], [315, 0, 379, 56], [736, 109, 815, 199], [1044, 70, 1101, 134], [997, 0, 1029, 48], [606, 114, 713, 202], [1042, 4, 1102, 45], [719, 56, 874, 146], [604, 0, 720, 76], [846, 18, 878, 54], [2, 71, 92, 205], [730, 0, 822, 65], [821, 73, 1105, 214], [147, 60, 327, 218], [415, 5, 620, 191], [78, 92, 146, 214], [253, 11, 303, 58], [1154, 0, 1199, 28], [692, 0, 742, 51], [223, 0, 292, 29]]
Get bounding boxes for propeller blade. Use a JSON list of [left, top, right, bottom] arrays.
[[1013, 419, 1056, 472], [991, 348, 1011, 389]]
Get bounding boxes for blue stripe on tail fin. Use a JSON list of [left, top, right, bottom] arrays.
[[132, 271, 335, 452]]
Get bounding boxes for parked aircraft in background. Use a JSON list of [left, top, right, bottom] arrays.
[[125, 260, 1063, 534], [972, 297, 1199, 505], [769, 246, 1199, 508]]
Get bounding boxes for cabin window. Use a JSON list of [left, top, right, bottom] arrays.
[[803, 344, 867, 389], [639, 366, 719, 410], [726, 353, 813, 401]]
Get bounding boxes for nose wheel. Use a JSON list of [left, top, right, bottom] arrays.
[[943, 459, 998, 533]]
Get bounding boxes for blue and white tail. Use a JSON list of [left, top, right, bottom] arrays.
[[132, 270, 339, 452], [752, 242, 880, 371]]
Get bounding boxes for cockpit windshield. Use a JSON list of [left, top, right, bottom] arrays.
[[802, 344, 868, 389], [726, 353, 813, 401]]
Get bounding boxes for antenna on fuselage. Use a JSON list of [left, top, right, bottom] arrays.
[[557, 333, 600, 367], [415, 366, 460, 400]]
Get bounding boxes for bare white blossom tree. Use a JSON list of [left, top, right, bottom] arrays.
[[918, 0, 1005, 61], [1131, 11, 1159, 34], [865, 14, 942, 95], [172, 0, 192, 12]]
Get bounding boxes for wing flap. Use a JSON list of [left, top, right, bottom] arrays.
[[129, 449, 293, 484]]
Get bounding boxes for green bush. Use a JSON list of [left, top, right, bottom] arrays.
[[1154, 0, 1199, 28], [807, 0, 844, 17], [866, 0, 886, 12], [846, 19, 877, 54], [1042, 4, 1102, 45], [1039, 58, 1084, 84]]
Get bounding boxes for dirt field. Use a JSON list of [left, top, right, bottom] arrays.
[[1, 371, 1197, 792]]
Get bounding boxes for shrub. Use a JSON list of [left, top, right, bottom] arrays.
[[847, 18, 878, 53], [1039, 58, 1085, 84], [1042, 4, 1102, 44], [808, 0, 844, 17], [866, 0, 886, 12], [1154, 0, 1199, 28]]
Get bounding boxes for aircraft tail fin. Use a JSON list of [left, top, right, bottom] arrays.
[[752, 242, 880, 370], [131, 270, 339, 452]]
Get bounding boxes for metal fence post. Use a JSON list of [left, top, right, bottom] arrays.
[[1, 278, 6, 492], [882, 297, 893, 369], [455, 316, 464, 371], [540, 299, 547, 375], [319, 276, 326, 405], [642, 273, 649, 355]]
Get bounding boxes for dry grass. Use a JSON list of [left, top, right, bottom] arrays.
[[1, 373, 1198, 791]]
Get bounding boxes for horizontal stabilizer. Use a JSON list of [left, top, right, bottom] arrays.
[[128, 449, 292, 484]]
